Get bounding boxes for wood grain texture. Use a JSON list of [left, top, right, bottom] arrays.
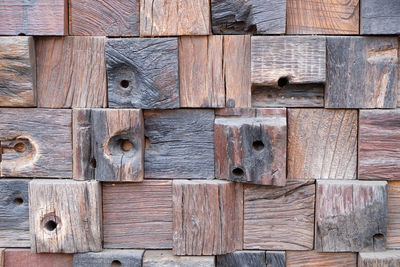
[[288, 108, 358, 179], [173, 180, 243, 255], [326, 36, 398, 108], [144, 109, 214, 179], [0, 37, 36, 107], [0, 248, 3, 267], [73, 250, 144, 267], [36, 36, 106, 108], [361, 0, 400, 34], [244, 180, 315, 250], [143, 250, 215, 267], [106, 38, 179, 109], [103, 181, 172, 249], [359, 251, 400, 267], [286, 251, 357, 267], [217, 251, 265, 267], [266, 251, 286, 267], [315, 180, 388, 252], [29, 180, 102, 253], [4, 249, 73, 267], [359, 110, 400, 180], [70, 0, 139, 36], [387, 181, 400, 249], [0, 108, 72, 178]]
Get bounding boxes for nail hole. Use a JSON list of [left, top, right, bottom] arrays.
[[89, 158, 96, 168], [278, 77, 289, 87], [111, 260, 122, 267], [252, 140, 264, 151], [120, 80, 130, 88], [14, 143, 26, 153], [232, 167, 244, 177], [120, 139, 133, 152], [13, 197, 23, 205], [44, 220, 57, 231]]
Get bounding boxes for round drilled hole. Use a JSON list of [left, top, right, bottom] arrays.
[[89, 158, 97, 168], [120, 80, 130, 88], [120, 139, 133, 152], [13, 197, 23, 205], [14, 143, 26, 153], [278, 77, 289, 87], [232, 167, 244, 177], [44, 220, 57, 231], [111, 260, 122, 267], [252, 140, 264, 151]]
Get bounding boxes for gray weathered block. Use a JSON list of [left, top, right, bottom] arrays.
[[359, 250, 400, 267], [143, 250, 215, 267], [73, 250, 144, 267], [217, 251, 265, 267], [266, 251, 286, 267], [361, 0, 400, 34]]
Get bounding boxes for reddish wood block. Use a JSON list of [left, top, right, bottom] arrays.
[[388, 181, 400, 249], [286, 251, 357, 267], [4, 249, 73, 267]]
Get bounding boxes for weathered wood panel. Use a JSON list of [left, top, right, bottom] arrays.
[[106, 38, 179, 109], [29, 180, 102, 253], [315, 180, 388, 252], [103, 181, 172, 249], [286, 251, 357, 267], [143, 250, 215, 267], [359, 251, 400, 267], [4, 249, 73, 267], [217, 251, 265, 267], [36, 36, 106, 108], [0, 108, 72, 178], [387, 181, 400, 249], [288, 108, 358, 179], [244, 180, 315, 250], [173, 180, 243, 255], [326, 36, 398, 108], [0, 248, 3, 267], [361, 0, 400, 34], [266, 251, 286, 267], [73, 250, 144, 267]]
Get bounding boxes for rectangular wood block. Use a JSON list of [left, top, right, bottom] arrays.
[[143, 250, 215, 267], [29, 180, 102, 253], [388, 181, 400, 249], [266, 251, 286, 267], [0, 108, 72, 178], [288, 108, 358, 179], [0, 37, 36, 107], [286, 251, 357, 267], [326, 36, 398, 108], [106, 38, 179, 109], [315, 180, 388, 252], [103, 181, 172, 249], [361, 0, 400, 34], [244, 180, 315, 250], [73, 109, 144, 182], [73, 250, 144, 267], [173, 180, 243, 255], [217, 251, 265, 267], [359, 110, 400, 180], [0, 248, 3, 267], [4, 249, 73, 267], [36, 36, 107, 108], [359, 251, 400, 267]]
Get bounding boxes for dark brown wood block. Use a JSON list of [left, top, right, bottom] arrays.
[[359, 251, 400, 267], [173, 180, 243, 255], [286, 251, 357, 267], [73, 250, 144, 267], [143, 250, 215, 267], [266, 251, 286, 267], [388, 181, 400, 249], [4, 249, 73, 267], [217, 251, 265, 267], [361, 0, 400, 34]]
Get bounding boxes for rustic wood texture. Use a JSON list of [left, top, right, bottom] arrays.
[[29, 180, 102, 253], [0, 37, 36, 107], [140, 0, 210, 36], [315, 180, 388, 252], [36, 36, 106, 108], [359, 251, 400, 267], [106, 38, 179, 109], [0, 248, 3, 267], [361, 0, 400, 34], [103, 181, 172, 249], [4, 249, 73, 267], [266, 251, 286, 267], [359, 110, 400, 180], [0, 108, 72, 178], [70, 0, 139, 36], [73, 250, 144, 267], [244, 180, 315, 250], [173, 180, 243, 255], [387, 181, 400, 249], [326, 36, 398, 108], [144, 109, 214, 179], [288, 108, 358, 179], [286, 251, 357, 267], [143, 250, 215, 267], [217, 251, 265, 267]]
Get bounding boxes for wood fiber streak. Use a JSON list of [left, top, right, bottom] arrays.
[[359, 251, 400, 267], [361, 0, 400, 34], [217, 251, 265, 267], [266, 251, 286, 267], [286, 251, 357, 267], [387, 181, 400, 248], [143, 250, 215, 267], [73, 250, 144, 266], [4, 249, 73, 267]]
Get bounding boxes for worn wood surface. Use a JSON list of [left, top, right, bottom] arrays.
[[173, 180, 243, 255], [144, 109, 214, 179], [0, 248, 3, 267], [359, 251, 400, 267], [288, 108, 358, 179], [143, 250, 215, 267], [29, 180, 102, 253], [36, 36, 106, 108], [103, 181, 172, 249], [388, 181, 400, 249], [0, 37, 35, 107], [266, 251, 286, 267], [0, 108, 72, 178], [244, 180, 315, 250], [106, 38, 179, 109], [286, 251, 357, 267], [217, 251, 265, 267], [361, 0, 400, 34], [326, 36, 398, 108], [73, 250, 144, 267], [4, 249, 73, 267]]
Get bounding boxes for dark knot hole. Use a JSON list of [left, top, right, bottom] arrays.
[[44, 220, 58, 231], [120, 80, 130, 88], [13, 197, 23, 205], [111, 260, 122, 267], [252, 140, 264, 151], [278, 76, 289, 87], [232, 167, 244, 177]]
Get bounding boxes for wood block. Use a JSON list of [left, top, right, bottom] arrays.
[[69, 0, 139, 36], [0, 37, 36, 107], [144, 109, 214, 179], [287, 0, 359, 34], [143, 250, 215, 267], [173, 180, 243, 255], [140, 0, 210, 36], [211, 0, 286, 34], [288, 108, 358, 179], [266, 251, 286, 267], [73, 250, 144, 267], [29, 180, 102, 253], [4, 249, 73, 267], [388, 181, 400, 248], [326, 36, 398, 108], [103, 181, 172, 249], [215, 108, 286, 186], [36, 36, 106, 108], [286, 251, 357, 267], [0, 108, 72, 178], [106, 38, 179, 109], [359, 251, 400, 267], [359, 110, 400, 180], [315, 180, 388, 252], [244, 180, 315, 250], [179, 36, 225, 108], [361, 0, 400, 34], [217, 251, 265, 267], [0, 0, 67, 35], [0, 248, 3, 267]]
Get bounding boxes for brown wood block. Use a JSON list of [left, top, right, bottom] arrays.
[[361, 0, 400, 34], [288, 108, 358, 179], [388, 181, 400, 249], [286, 251, 357, 267], [173, 180, 243, 255], [36, 36, 107, 108], [143, 250, 215, 267], [0, 108, 72, 178], [29, 180, 102, 253], [359, 251, 400, 267], [73, 250, 144, 267], [4, 249, 73, 267]]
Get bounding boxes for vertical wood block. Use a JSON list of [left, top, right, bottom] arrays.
[[0, 108, 72, 178], [361, 0, 400, 34], [73, 250, 144, 267], [36, 36, 106, 108], [388, 181, 400, 248], [286, 251, 357, 267], [143, 250, 215, 267], [326, 37, 398, 108], [315, 180, 388, 252], [173, 180, 243, 255], [0, 248, 3, 267], [217, 251, 265, 267], [4, 249, 73, 267], [103, 181, 172, 249], [288, 108, 358, 179], [0, 37, 36, 107], [244, 180, 315, 250], [266, 251, 286, 267], [29, 180, 102, 253], [359, 251, 400, 267], [106, 38, 179, 109]]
